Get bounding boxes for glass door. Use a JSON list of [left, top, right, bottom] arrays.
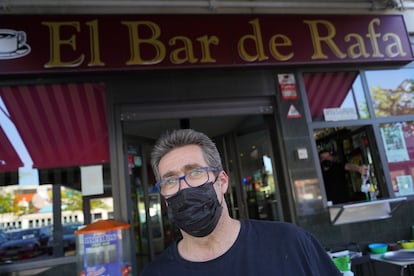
[[236, 129, 280, 220], [124, 140, 166, 270], [215, 117, 281, 221], [120, 99, 281, 272]]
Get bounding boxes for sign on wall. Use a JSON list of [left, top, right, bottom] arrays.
[[278, 74, 298, 100], [0, 14, 412, 74]]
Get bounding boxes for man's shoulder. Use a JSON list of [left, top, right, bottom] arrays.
[[141, 244, 177, 275], [244, 219, 307, 236], [245, 219, 302, 229]]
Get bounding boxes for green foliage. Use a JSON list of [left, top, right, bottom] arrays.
[[0, 191, 14, 213], [61, 188, 110, 211], [62, 188, 83, 211], [371, 79, 414, 117], [91, 198, 110, 210]]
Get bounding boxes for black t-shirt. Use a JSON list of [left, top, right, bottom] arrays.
[[322, 162, 351, 204], [141, 220, 341, 276]]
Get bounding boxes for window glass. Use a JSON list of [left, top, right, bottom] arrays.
[[0, 83, 111, 264], [380, 121, 414, 197], [304, 72, 369, 121], [366, 68, 414, 117]]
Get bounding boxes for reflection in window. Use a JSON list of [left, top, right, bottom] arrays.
[[304, 72, 369, 121], [0, 83, 112, 263], [380, 121, 414, 197], [366, 69, 414, 117], [0, 185, 84, 230], [0, 183, 114, 260]]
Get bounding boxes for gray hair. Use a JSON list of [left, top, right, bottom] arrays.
[[151, 129, 223, 181]]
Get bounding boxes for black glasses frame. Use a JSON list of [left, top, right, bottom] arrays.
[[155, 166, 220, 197]]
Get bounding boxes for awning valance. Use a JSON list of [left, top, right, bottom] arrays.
[[0, 83, 109, 172]]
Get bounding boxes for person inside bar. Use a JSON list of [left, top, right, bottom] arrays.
[[141, 129, 341, 275], [319, 150, 368, 204]]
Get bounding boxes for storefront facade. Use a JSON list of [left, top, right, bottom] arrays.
[[0, 13, 413, 274]]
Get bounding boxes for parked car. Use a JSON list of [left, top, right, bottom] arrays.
[[47, 223, 83, 255], [0, 227, 51, 263], [0, 230, 8, 246]]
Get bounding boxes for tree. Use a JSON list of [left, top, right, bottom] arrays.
[[0, 190, 14, 214], [61, 188, 83, 211], [371, 79, 414, 117], [91, 198, 110, 210]]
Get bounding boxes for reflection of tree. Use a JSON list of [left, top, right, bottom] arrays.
[[62, 188, 110, 211], [91, 199, 110, 210], [371, 79, 414, 117], [62, 188, 83, 211], [0, 191, 14, 213], [382, 127, 403, 150]]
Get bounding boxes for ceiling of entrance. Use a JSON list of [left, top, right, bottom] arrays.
[[0, 0, 413, 14], [123, 115, 262, 141]]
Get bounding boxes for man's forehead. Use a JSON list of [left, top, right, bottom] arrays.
[[159, 145, 207, 174]]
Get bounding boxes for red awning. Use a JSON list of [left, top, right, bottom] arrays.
[[0, 83, 109, 172], [304, 72, 358, 119]]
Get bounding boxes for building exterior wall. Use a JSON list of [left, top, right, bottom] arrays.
[[0, 11, 413, 275]]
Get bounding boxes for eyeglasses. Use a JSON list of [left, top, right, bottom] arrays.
[[156, 166, 220, 197]]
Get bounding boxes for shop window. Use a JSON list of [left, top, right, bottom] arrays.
[[93, 213, 102, 221], [380, 121, 414, 197], [0, 83, 112, 265], [304, 72, 369, 121], [366, 68, 414, 117], [315, 126, 384, 204]]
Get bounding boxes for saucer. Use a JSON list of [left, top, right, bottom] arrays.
[[0, 44, 31, 60], [383, 251, 414, 261]]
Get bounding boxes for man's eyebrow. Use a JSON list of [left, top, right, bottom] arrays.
[[183, 163, 203, 170]]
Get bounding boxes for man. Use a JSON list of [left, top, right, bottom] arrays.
[[142, 129, 341, 275], [319, 150, 368, 204]]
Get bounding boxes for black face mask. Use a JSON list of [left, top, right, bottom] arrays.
[[321, 159, 333, 169], [166, 181, 223, 238]]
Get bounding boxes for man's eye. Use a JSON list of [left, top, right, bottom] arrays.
[[163, 178, 178, 185], [189, 169, 203, 177]]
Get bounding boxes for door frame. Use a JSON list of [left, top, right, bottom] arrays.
[[109, 96, 293, 265]]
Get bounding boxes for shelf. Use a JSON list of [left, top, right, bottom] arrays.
[[328, 197, 407, 225]]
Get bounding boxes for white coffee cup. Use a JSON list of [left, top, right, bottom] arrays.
[[0, 29, 26, 54]]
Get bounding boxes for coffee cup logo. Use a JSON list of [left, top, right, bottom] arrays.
[[0, 29, 31, 59]]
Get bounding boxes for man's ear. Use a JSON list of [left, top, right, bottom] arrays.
[[218, 171, 229, 193]]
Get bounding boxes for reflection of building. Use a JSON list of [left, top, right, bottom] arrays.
[[0, 185, 114, 230]]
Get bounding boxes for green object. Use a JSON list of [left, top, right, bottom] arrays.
[[368, 243, 388, 254], [332, 255, 350, 272]]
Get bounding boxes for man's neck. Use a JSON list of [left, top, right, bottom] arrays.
[[177, 218, 241, 262]]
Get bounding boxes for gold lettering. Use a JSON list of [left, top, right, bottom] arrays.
[[169, 36, 198, 64], [383, 33, 407, 57], [196, 35, 219, 63], [304, 20, 346, 59], [121, 21, 166, 65], [238, 19, 269, 62], [42, 21, 85, 68], [344, 33, 370, 58], [85, 20, 104, 66], [366, 18, 384, 58], [268, 34, 293, 61]]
